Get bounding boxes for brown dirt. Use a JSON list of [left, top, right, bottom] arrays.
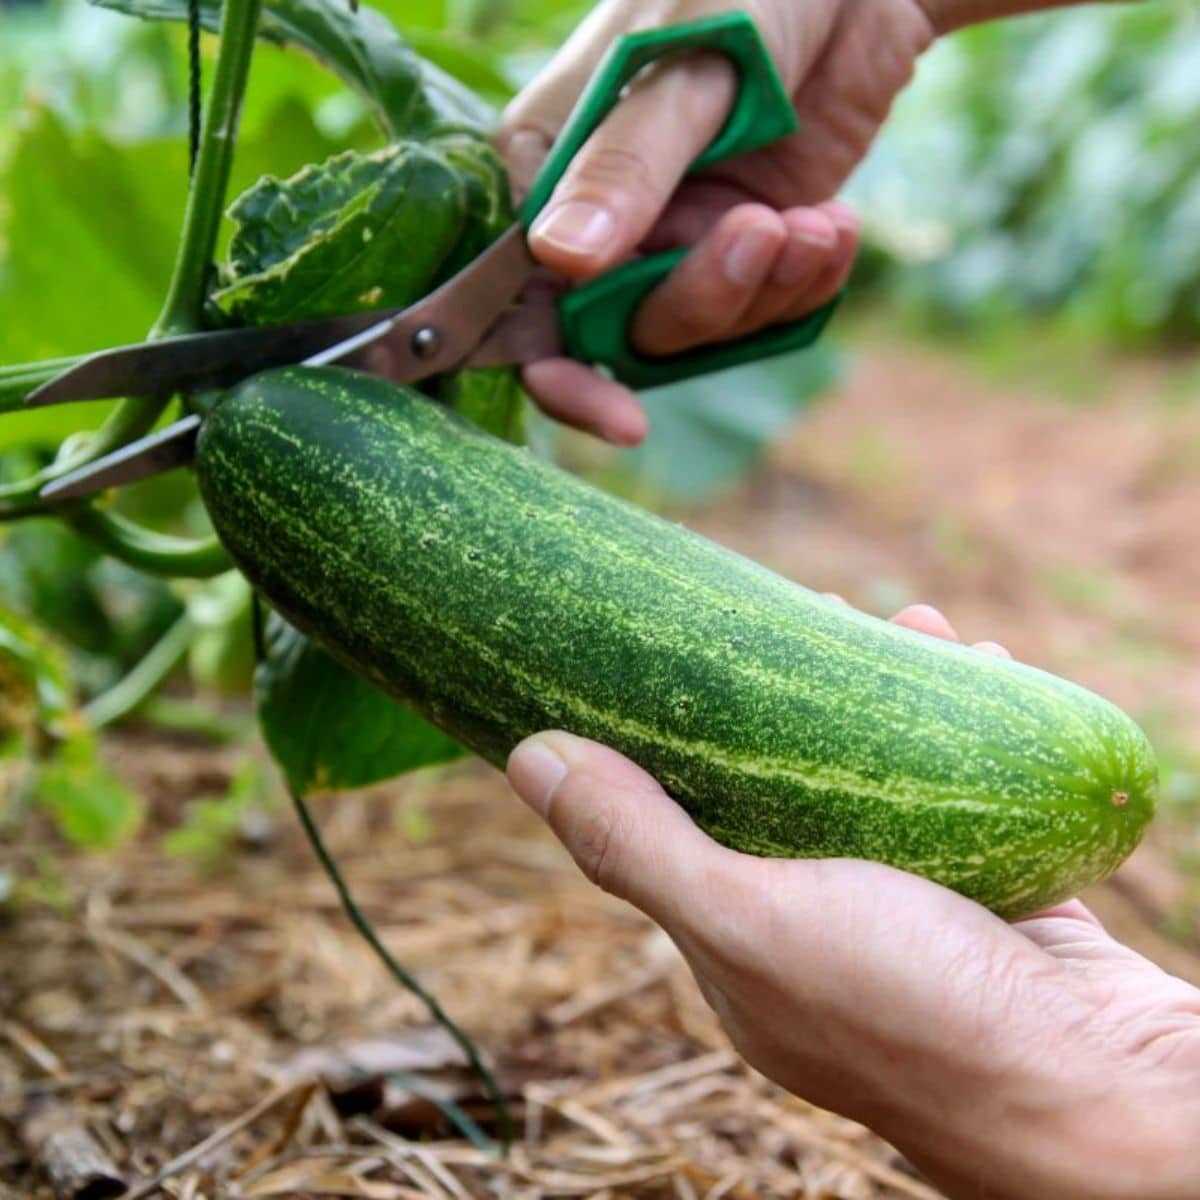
[[1, 336, 1198, 1198]]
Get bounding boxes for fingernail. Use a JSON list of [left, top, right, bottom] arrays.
[[789, 211, 838, 251], [825, 201, 860, 235], [530, 201, 615, 257], [507, 737, 568, 818], [723, 228, 779, 287], [973, 641, 1013, 660]]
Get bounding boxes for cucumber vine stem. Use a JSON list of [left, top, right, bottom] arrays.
[[83, 613, 198, 729], [0, 357, 82, 412], [95, 0, 265, 452], [0, 0, 263, 534], [291, 789, 513, 1153], [69, 507, 233, 578], [155, 0, 263, 340]]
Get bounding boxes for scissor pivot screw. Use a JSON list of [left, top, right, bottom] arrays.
[[411, 327, 442, 360]]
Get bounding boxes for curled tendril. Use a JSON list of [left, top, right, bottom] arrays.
[[68, 505, 232, 578]]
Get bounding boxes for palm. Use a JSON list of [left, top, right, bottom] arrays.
[[1016, 904, 1200, 1057]]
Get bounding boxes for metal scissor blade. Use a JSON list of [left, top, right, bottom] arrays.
[[25, 313, 404, 408], [34, 227, 544, 502], [465, 279, 565, 367], [299, 225, 541, 382], [40, 415, 202, 503], [28, 224, 540, 407]]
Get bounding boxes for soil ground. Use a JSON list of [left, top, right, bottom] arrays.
[[2, 331, 1198, 1198]]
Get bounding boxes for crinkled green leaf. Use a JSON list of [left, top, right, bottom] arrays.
[[257, 612, 464, 796], [214, 130, 512, 331], [429, 132, 514, 276], [215, 143, 471, 323], [90, 0, 496, 138]]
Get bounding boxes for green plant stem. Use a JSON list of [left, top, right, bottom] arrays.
[[0, 358, 84, 412], [154, 0, 263, 340], [0, 357, 81, 379], [69, 507, 233, 578], [139, 695, 243, 742], [83, 614, 198, 729], [0, 0, 263, 522], [87, 0, 265, 474], [291, 788, 512, 1152]]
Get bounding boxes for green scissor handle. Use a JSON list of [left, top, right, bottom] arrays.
[[519, 11, 841, 392]]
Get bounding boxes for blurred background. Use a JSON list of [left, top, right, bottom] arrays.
[[0, 2, 1198, 1196]]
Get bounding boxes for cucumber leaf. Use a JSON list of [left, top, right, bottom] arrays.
[[256, 613, 465, 796], [37, 736, 144, 849], [89, 0, 497, 138], [622, 346, 840, 502], [214, 143, 471, 323]]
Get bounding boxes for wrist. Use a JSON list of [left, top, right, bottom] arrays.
[[1013, 1078, 1200, 1200], [880, 1059, 1200, 1200], [1067, 1094, 1200, 1200], [916, 0, 1078, 37]]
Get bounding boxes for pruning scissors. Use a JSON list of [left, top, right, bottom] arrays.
[[32, 12, 839, 504]]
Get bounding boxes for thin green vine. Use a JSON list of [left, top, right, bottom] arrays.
[[83, 613, 198, 728], [156, 0, 263, 340], [69, 507, 233, 578], [0, 359, 84, 413], [0, 0, 263, 521], [291, 788, 513, 1152], [90, 0, 266, 451]]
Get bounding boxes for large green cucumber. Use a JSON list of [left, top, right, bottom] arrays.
[[196, 367, 1157, 918]]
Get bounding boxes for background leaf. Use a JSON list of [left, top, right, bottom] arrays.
[[617, 346, 840, 502], [37, 735, 143, 848], [851, 4, 1200, 342], [91, 0, 497, 136], [0, 605, 72, 746], [256, 613, 465, 796]]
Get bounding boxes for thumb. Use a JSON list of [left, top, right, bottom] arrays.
[[506, 730, 731, 932], [526, 53, 736, 281]]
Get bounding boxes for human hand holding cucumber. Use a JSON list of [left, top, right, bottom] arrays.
[[497, 7, 1198, 1192], [507, 604, 1200, 1200]]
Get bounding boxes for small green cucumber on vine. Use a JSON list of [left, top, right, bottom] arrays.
[[197, 366, 1158, 920]]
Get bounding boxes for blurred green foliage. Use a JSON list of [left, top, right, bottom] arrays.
[[163, 754, 272, 866], [852, 3, 1200, 343], [0, 603, 143, 849]]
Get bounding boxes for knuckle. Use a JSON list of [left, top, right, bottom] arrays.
[[567, 143, 658, 203], [568, 794, 624, 895], [675, 52, 737, 122], [494, 120, 555, 162], [668, 299, 733, 344]]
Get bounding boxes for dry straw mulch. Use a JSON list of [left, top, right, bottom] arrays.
[[2, 745, 942, 1200]]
